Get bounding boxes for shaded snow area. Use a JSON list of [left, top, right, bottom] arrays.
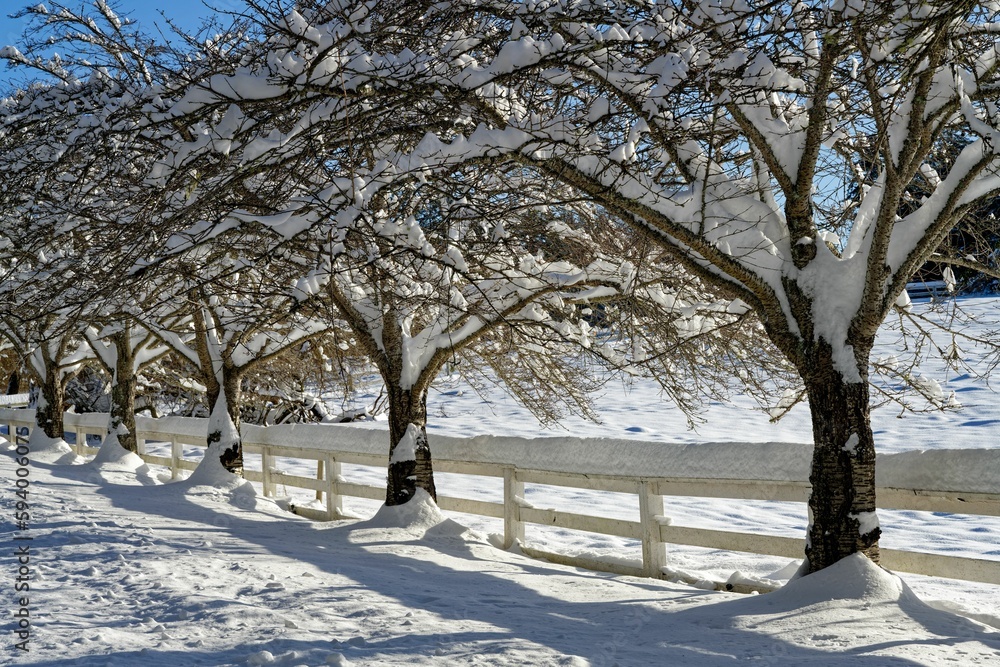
[[3, 454, 999, 667]]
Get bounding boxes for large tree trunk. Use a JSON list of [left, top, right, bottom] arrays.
[[35, 372, 65, 440], [206, 369, 244, 477], [802, 341, 881, 573], [107, 330, 138, 454], [385, 384, 436, 506], [191, 299, 221, 416]]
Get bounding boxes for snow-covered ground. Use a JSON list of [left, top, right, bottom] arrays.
[[4, 455, 1000, 666], [2, 296, 1000, 665]]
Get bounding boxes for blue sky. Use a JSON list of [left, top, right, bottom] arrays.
[[1, 0, 230, 93]]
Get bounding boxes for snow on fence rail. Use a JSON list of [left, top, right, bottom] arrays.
[[0, 394, 30, 408], [3, 408, 999, 589]]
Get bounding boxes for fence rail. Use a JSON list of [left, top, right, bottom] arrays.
[[3, 408, 999, 590]]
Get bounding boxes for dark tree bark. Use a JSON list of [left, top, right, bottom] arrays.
[[385, 384, 436, 506], [801, 340, 881, 572], [192, 303, 222, 412], [6, 371, 20, 395], [24, 340, 70, 441], [107, 330, 139, 453], [35, 371, 65, 440]]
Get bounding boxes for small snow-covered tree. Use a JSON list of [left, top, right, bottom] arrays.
[[0, 312, 90, 455], [85, 320, 169, 457], [141, 248, 329, 482], [284, 170, 640, 504]]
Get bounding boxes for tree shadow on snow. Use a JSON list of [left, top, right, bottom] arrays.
[[37, 461, 1000, 666]]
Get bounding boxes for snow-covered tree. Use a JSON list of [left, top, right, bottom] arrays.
[[142, 249, 329, 482], [0, 312, 90, 457], [85, 320, 169, 457], [0, 2, 318, 480], [117, 1, 777, 507], [282, 168, 645, 504]]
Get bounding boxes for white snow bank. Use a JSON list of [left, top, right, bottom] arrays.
[[4, 411, 1000, 493], [874, 449, 1000, 495], [246, 421, 1000, 494], [249, 423, 816, 480]]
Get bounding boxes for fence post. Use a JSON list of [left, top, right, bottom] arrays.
[[137, 438, 146, 456], [170, 436, 181, 480], [504, 467, 524, 549], [639, 480, 666, 579], [315, 460, 324, 501], [325, 454, 343, 520], [262, 446, 273, 497]]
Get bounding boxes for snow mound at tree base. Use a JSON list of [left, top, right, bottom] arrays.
[[722, 552, 998, 652], [183, 474, 259, 501], [776, 553, 905, 606], [184, 446, 259, 495], [180, 454, 264, 512], [27, 429, 80, 464], [362, 489, 473, 539], [90, 435, 146, 471]]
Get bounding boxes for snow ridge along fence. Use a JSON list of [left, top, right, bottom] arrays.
[[4, 408, 999, 590], [0, 394, 30, 407]]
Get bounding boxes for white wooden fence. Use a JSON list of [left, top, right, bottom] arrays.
[[905, 279, 951, 301], [4, 408, 999, 591]]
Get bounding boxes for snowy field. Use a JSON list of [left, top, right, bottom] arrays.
[[2, 296, 1000, 665]]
